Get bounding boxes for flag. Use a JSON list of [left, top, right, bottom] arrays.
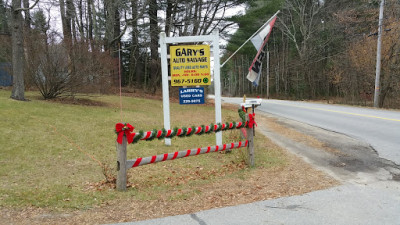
[[246, 15, 277, 86]]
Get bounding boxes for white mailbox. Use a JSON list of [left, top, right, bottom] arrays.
[[240, 99, 262, 109]]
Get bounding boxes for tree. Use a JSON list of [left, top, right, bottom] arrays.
[[0, 0, 11, 63], [9, 0, 38, 101], [335, 11, 400, 107], [122, 0, 249, 91], [221, 0, 282, 97], [148, 0, 159, 93], [0, 0, 9, 34], [11, 0, 25, 100], [162, 0, 246, 37], [129, 0, 141, 87]]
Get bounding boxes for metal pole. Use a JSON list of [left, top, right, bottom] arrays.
[[374, 0, 384, 108]]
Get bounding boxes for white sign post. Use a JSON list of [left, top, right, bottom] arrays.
[[160, 30, 222, 146]]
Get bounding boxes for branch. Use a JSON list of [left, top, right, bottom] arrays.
[[218, 22, 236, 34], [109, 24, 128, 46], [14, 0, 39, 12], [109, 11, 131, 46]]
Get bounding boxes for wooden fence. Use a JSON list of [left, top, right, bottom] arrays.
[[115, 114, 255, 191]]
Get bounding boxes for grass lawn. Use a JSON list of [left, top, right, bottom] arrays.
[[0, 89, 339, 224], [0, 89, 286, 210]]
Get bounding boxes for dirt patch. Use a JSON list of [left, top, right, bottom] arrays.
[[119, 87, 164, 101], [0, 115, 339, 225], [34, 96, 110, 107], [257, 115, 344, 156], [257, 112, 400, 184]]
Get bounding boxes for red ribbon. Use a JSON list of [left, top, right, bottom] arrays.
[[115, 123, 135, 144], [248, 113, 257, 128]]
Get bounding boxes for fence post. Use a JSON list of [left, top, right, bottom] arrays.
[[116, 136, 127, 191], [246, 114, 255, 166]]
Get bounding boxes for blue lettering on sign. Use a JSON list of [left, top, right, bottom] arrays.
[[179, 87, 205, 105]]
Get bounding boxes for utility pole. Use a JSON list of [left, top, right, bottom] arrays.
[[374, 0, 385, 108]]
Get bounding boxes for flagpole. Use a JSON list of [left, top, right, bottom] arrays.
[[221, 10, 280, 68]]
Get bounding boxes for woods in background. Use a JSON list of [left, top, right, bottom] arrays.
[[223, 0, 400, 108], [0, 0, 399, 108], [1, 0, 245, 99]]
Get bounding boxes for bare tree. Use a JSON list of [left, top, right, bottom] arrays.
[[278, 0, 322, 60], [166, 0, 240, 36]]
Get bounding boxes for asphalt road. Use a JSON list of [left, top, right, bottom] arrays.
[[224, 98, 400, 165], [116, 182, 400, 225], [114, 98, 400, 225]]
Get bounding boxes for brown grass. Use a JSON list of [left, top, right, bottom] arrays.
[[257, 115, 345, 156]]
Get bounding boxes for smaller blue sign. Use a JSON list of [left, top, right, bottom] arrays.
[[179, 87, 205, 105]]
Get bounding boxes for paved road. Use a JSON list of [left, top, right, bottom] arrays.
[[117, 182, 400, 225], [115, 98, 400, 225], [225, 98, 400, 165]]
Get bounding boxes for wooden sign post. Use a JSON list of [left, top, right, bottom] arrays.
[[246, 114, 255, 167], [116, 136, 127, 191]]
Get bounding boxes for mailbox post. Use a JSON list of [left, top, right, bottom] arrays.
[[241, 98, 262, 136], [240, 98, 262, 166]]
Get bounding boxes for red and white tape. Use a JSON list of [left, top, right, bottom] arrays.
[[126, 140, 248, 168]]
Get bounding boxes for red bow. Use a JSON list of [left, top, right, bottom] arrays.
[[248, 113, 257, 128], [115, 123, 135, 144]]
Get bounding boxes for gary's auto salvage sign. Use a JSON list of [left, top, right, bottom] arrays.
[[170, 45, 211, 86]]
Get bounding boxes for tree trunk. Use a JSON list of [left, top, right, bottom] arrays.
[[113, 6, 121, 56], [149, 0, 159, 93], [104, 0, 115, 51], [67, 0, 77, 43], [87, 0, 95, 51], [22, 0, 30, 28], [131, 0, 141, 86], [10, 0, 25, 101], [192, 0, 200, 35], [165, 0, 173, 37], [78, 0, 85, 40], [92, 0, 99, 42], [59, 0, 72, 48]]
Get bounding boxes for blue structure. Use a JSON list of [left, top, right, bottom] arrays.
[[179, 87, 205, 105], [0, 63, 12, 86]]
